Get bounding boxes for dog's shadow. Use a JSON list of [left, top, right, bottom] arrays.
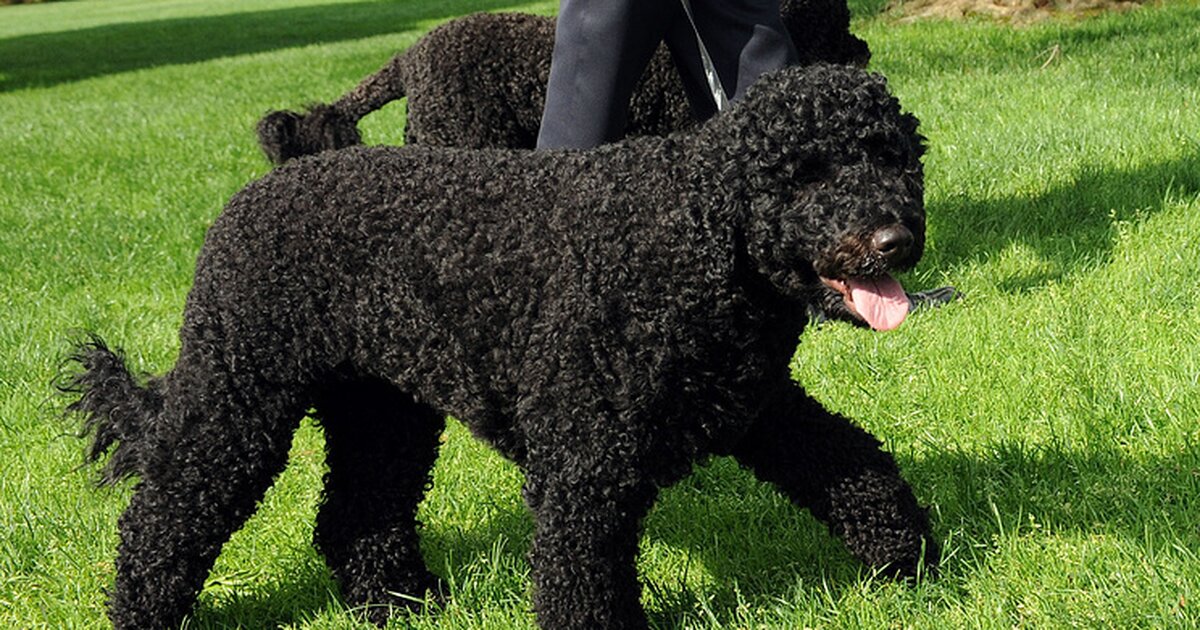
[[186, 556, 342, 629], [642, 441, 1200, 625], [426, 443, 1197, 627], [179, 426, 1198, 627]]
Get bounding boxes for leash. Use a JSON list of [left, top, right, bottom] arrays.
[[679, 0, 729, 112]]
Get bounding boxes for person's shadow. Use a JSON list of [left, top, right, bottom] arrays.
[[919, 150, 1200, 294]]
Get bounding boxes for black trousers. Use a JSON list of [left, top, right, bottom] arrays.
[[536, 0, 798, 149]]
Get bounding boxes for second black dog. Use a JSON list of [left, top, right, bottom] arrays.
[[256, 0, 871, 162]]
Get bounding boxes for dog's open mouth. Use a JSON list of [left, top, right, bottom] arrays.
[[821, 276, 910, 331]]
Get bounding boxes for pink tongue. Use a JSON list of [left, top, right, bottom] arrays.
[[848, 276, 910, 331]]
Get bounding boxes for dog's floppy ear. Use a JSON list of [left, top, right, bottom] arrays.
[[698, 64, 841, 196]]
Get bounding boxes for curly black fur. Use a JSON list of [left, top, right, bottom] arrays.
[[71, 64, 936, 630], [257, 0, 871, 163], [256, 105, 362, 165], [61, 338, 162, 485]]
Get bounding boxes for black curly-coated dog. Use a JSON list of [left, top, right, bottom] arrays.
[[67, 64, 936, 629], [256, 0, 870, 163]]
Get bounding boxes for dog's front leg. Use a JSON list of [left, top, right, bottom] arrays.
[[730, 385, 938, 577], [519, 415, 660, 630]]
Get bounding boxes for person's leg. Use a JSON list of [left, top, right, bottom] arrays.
[[537, 0, 674, 149], [665, 0, 797, 120], [661, 7, 720, 121]]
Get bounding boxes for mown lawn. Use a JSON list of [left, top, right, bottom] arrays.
[[2, 0, 1198, 627]]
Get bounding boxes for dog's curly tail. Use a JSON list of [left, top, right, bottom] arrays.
[[256, 104, 364, 166], [256, 53, 409, 166], [61, 337, 163, 485]]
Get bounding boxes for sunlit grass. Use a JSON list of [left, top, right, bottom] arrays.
[[2, 0, 1198, 627]]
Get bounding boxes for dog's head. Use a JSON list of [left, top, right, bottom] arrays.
[[708, 64, 926, 330]]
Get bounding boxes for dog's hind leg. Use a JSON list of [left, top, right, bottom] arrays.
[[312, 377, 444, 626], [104, 355, 309, 630], [730, 386, 939, 577]]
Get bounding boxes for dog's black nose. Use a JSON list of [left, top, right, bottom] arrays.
[[871, 225, 914, 264]]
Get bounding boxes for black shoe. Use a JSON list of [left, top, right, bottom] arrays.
[[807, 285, 961, 326], [907, 285, 961, 312]]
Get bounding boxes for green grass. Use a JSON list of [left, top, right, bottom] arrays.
[[3, 0, 1199, 627]]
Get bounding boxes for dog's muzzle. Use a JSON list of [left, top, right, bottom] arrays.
[[818, 224, 917, 331]]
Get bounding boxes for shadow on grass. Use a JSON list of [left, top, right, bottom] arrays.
[[913, 442, 1200, 544], [637, 437, 1199, 625], [172, 434, 1198, 627], [924, 150, 1200, 292], [0, 0, 536, 92], [185, 551, 342, 629]]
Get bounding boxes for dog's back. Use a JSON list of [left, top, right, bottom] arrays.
[[196, 141, 720, 418]]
